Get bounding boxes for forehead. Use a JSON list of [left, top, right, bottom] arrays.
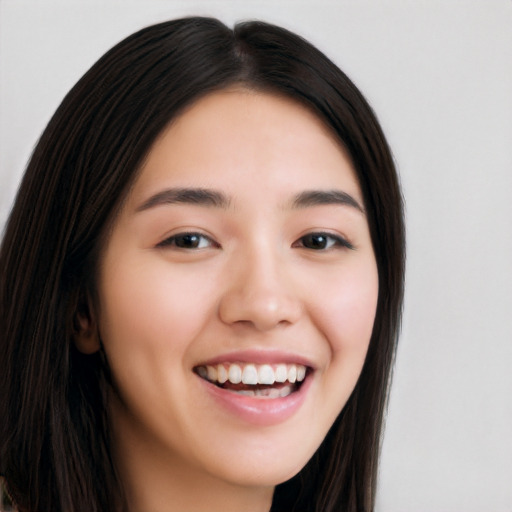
[[131, 88, 362, 205]]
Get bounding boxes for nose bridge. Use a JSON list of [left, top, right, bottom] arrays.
[[218, 237, 302, 331]]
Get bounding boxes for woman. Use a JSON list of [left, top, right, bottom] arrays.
[[0, 17, 404, 512]]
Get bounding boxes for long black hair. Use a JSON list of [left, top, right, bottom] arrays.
[[0, 17, 405, 512]]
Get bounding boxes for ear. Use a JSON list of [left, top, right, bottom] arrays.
[[73, 294, 101, 354]]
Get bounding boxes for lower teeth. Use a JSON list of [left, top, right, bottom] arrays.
[[229, 385, 293, 398]]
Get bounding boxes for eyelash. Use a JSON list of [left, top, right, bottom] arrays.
[[157, 232, 218, 250], [157, 231, 353, 251], [293, 232, 354, 251]]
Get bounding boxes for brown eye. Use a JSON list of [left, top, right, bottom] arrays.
[[296, 233, 353, 251], [158, 232, 217, 250]]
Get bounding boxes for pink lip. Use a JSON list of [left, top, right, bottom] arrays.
[[196, 349, 315, 368], [196, 370, 313, 427]]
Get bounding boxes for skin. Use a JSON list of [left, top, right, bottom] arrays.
[[78, 89, 379, 512]]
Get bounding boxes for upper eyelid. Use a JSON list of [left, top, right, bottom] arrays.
[[157, 231, 218, 248], [294, 231, 354, 249], [155, 230, 353, 248]]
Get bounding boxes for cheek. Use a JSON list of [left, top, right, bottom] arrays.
[[97, 258, 218, 375], [300, 257, 379, 438], [312, 258, 379, 359]]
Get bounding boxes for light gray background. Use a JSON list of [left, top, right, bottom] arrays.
[[1, 1, 511, 511]]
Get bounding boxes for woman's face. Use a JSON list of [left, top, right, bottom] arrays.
[[95, 89, 378, 489]]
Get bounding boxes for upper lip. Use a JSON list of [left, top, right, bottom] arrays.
[[195, 349, 316, 370]]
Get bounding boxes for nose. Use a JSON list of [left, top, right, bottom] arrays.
[[218, 248, 303, 332]]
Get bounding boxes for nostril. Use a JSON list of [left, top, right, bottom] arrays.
[[218, 288, 302, 331]]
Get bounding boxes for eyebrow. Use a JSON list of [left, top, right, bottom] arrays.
[[136, 187, 364, 214], [136, 187, 231, 211], [291, 190, 364, 213]]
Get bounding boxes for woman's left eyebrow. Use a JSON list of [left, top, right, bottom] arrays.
[[136, 187, 231, 212], [290, 190, 365, 214]]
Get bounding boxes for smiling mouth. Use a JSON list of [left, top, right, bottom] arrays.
[[194, 362, 309, 398]]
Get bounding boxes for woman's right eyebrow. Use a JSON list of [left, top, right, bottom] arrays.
[[136, 187, 231, 212]]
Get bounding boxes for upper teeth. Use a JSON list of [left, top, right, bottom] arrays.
[[197, 363, 307, 385]]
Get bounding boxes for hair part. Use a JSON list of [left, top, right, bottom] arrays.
[[0, 17, 405, 512]]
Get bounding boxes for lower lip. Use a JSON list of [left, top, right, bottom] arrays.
[[198, 374, 313, 426]]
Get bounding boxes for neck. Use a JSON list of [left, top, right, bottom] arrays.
[[110, 399, 274, 512]]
